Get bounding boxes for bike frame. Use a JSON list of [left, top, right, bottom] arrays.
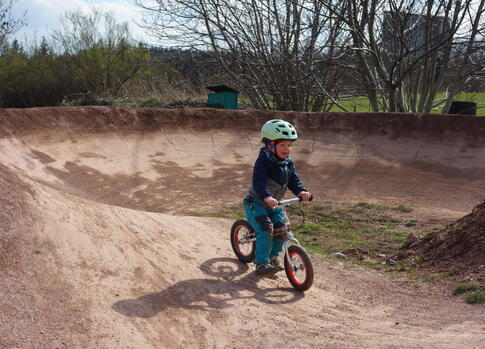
[[237, 197, 305, 270], [278, 198, 303, 271]]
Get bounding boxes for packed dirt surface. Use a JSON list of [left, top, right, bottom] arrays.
[[0, 107, 484, 348]]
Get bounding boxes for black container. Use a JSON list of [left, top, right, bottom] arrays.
[[449, 101, 477, 115]]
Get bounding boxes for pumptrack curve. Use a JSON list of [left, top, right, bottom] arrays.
[[0, 107, 484, 348]]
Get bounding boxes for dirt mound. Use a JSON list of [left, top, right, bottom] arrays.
[[416, 201, 485, 281], [0, 166, 39, 347], [0, 164, 31, 265], [0, 166, 88, 348]]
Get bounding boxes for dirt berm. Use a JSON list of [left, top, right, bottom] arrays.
[[416, 200, 485, 275], [0, 107, 484, 348]]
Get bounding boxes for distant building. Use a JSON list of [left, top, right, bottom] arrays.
[[382, 11, 451, 58]]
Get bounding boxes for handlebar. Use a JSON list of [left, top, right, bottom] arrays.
[[278, 197, 302, 206], [278, 195, 313, 207]]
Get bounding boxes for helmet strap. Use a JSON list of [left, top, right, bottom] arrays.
[[264, 139, 276, 149]]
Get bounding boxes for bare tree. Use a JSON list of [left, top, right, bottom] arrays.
[[52, 9, 148, 98], [319, 0, 485, 113], [136, 0, 349, 111], [439, 1, 485, 113], [0, 0, 25, 49]]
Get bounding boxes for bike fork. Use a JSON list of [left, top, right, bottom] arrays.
[[283, 232, 301, 271]]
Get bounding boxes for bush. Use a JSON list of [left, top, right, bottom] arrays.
[[61, 92, 112, 106], [135, 97, 162, 108]]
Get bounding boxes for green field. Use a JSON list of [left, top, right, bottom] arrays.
[[328, 92, 485, 115]]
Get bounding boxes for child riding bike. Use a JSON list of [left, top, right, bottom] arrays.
[[243, 119, 312, 276]]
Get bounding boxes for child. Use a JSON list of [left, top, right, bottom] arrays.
[[244, 119, 311, 276]]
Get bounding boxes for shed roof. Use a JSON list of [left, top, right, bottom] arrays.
[[206, 85, 239, 93]]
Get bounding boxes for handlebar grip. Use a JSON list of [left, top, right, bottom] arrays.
[[297, 194, 313, 201]]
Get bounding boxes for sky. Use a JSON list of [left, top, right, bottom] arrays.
[[12, 0, 154, 45]]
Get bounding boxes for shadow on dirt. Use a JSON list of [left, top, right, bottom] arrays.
[[112, 257, 304, 318], [44, 159, 250, 214]]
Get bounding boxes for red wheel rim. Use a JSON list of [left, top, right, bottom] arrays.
[[286, 249, 307, 286], [235, 226, 252, 257]]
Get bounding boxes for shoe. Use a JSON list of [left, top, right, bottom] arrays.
[[270, 256, 284, 271], [255, 263, 278, 276]]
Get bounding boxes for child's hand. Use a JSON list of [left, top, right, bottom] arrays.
[[298, 191, 312, 201], [264, 196, 279, 208]]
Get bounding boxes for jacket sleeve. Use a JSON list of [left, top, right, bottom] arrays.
[[252, 157, 272, 199], [287, 161, 306, 196]]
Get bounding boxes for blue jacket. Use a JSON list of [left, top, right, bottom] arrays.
[[247, 147, 306, 201]]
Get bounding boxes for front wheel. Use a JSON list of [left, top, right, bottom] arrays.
[[284, 245, 314, 292], [230, 219, 256, 264]]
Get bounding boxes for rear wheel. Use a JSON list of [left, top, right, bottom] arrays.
[[284, 245, 314, 292], [230, 219, 256, 263]]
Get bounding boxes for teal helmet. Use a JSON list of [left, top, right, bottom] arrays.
[[261, 119, 298, 142]]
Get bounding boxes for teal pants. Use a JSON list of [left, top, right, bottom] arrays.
[[243, 196, 285, 265]]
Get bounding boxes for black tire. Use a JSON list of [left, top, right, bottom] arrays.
[[284, 245, 314, 292], [230, 219, 256, 264]]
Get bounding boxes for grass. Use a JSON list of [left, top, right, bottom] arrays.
[[202, 200, 484, 295], [411, 272, 451, 283], [395, 205, 413, 213], [211, 205, 245, 219], [327, 92, 485, 116], [465, 291, 485, 304], [452, 283, 485, 304], [186, 205, 245, 220], [210, 200, 420, 259], [291, 201, 414, 255], [404, 219, 418, 227], [453, 283, 482, 295]]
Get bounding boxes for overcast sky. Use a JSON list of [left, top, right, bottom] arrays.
[[12, 0, 154, 45]]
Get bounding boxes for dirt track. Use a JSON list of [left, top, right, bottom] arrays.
[[0, 107, 484, 348]]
